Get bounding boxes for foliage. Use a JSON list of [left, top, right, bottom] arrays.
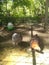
[[0, 0, 46, 24]]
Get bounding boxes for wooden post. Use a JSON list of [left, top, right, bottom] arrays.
[[31, 25, 33, 38], [32, 49, 36, 65], [31, 24, 36, 65]]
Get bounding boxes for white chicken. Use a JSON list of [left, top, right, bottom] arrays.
[[12, 33, 22, 46]]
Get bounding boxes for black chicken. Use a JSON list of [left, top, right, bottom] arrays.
[[30, 34, 44, 53]]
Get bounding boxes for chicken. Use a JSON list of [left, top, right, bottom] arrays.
[[12, 33, 22, 46], [30, 34, 44, 53]]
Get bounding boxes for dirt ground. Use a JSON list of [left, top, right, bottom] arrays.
[[0, 24, 49, 65]]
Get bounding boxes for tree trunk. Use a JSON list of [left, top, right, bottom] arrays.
[[44, 0, 48, 31]]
